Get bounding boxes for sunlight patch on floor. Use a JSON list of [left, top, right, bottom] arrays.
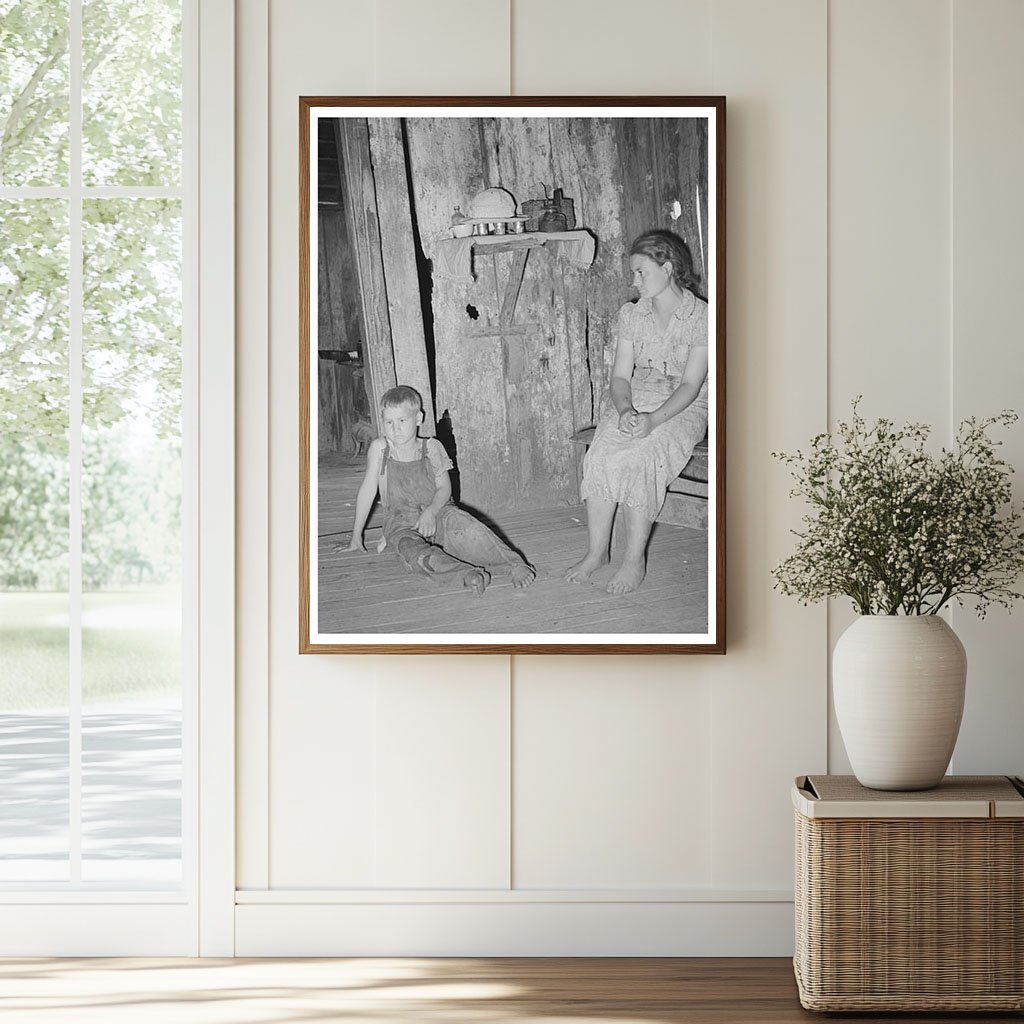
[[0, 957, 679, 1023]]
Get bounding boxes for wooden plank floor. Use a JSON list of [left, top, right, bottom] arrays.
[[1, 957, 1019, 1022], [317, 454, 709, 635]]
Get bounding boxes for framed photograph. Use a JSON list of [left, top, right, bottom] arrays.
[[300, 96, 725, 654]]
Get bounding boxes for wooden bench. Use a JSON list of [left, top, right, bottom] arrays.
[[571, 427, 709, 530]]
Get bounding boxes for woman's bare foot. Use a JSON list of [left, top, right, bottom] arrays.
[[606, 558, 645, 594], [462, 568, 490, 595], [510, 562, 536, 589], [564, 551, 609, 583]]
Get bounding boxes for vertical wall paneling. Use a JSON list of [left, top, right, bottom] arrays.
[[374, 659, 511, 888], [231, 0, 1024, 955], [266, 0, 377, 888], [513, 657, 713, 889], [509, 2, 721, 900], [236, 0, 270, 893], [828, 0, 950, 425], [270, 668, 379, 886], [375, 0, 511, 95], [372, 1, 514, 891], [827, 0, 951, 773], [266, 1, 515, 893], [197, 0, 237, 955], [511, 0, 712, 95], [949, 0, 1024, 777], [707, 0, 828, 889]]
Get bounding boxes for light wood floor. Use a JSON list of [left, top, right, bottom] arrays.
[[317, 454, 709, 635], [1, 957, 1019, 1023]]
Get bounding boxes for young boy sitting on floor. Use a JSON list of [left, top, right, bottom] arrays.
[[342, 385, 535, 594]]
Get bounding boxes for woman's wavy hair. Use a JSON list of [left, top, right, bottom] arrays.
[[630, 230, 701, 295]]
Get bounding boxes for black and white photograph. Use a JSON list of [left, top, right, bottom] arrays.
[[300, 98, 725, 653]]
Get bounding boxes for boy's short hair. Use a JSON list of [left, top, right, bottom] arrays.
[[380, 385, 423, 412]]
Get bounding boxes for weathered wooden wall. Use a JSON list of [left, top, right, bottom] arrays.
[[403, 119, 514, 512], [385, 116, 708, 517], [366, 119, 435, 432], [317, 208, 362, 353], [404, 119, 612, 514], [490, 118, 626, 451], [318, 122, 383, 453], [317, 357, 369, 454], [616, 118, 710, 297], [318, 356, 341, 453], [338, 119, 397, 428]]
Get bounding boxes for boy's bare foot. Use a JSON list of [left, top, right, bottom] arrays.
[[606, 558, 645, 594], [564, 551, 609, 583], [510, 563, 536, 589], [463, 568, 490, 596]]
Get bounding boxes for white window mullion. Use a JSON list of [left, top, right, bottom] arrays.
[[68, 0, 83, 885], [0, 188, 69, 199], [0, 187, 183, 200], [181, 0, 200, 913]]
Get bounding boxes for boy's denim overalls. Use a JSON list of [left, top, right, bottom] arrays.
[[381, 440, 526, 585]]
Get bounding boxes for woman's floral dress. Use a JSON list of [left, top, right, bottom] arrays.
[[580, 293, 709, 521]]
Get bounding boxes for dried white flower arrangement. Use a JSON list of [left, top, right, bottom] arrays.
[[772, 401, 1024, 616]]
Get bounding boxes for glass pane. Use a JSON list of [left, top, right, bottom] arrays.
[[82, 0, 181, 187], [0, 199, 70, 880], [81, 198, 181, 884], [0, 0, 70, 186]]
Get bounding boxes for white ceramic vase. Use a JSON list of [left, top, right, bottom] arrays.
[[832, 615, 967, 791]]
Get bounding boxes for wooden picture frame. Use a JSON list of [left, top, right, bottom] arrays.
[[300, 97, 725, 653]]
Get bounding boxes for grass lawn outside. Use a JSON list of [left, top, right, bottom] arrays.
[[0, 589, 181, 711]]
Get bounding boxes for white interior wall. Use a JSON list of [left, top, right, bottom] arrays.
[[825, 0, 952, 772], [948, 0, 1024, 773], [234, 0, 1024, 956]]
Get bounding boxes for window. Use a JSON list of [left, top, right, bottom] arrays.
[[1, 0, 192, 890]]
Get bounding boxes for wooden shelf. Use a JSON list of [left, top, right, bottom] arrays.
[[467, 230, 592, 327], [469, 229, 585, 249]]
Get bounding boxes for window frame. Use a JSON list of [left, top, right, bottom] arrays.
[[0, 0, 235, 956]]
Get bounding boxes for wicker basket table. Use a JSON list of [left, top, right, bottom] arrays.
[[793, 774, 1024, 1012]]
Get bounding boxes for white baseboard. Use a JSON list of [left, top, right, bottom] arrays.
[[0, 904, 195, 956], [235, 898, 795, 956]]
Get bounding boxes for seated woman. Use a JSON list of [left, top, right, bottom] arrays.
[[565, 229, 709, 594]]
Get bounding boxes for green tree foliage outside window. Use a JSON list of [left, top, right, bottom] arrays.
[[1, 1, 182, 592], [0, 0, 70, 186]]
